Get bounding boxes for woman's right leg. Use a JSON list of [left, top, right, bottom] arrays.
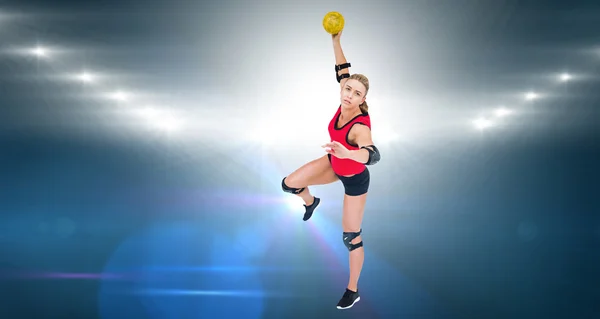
[[282, 155, 338, 218]]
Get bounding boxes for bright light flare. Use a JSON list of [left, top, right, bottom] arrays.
[[525, 92, 538, 101], [559, 73, 571, 82], [109, 90, 129, 102], [473, 117, 493, 130], [31, 46, 48, 57], [285, 196, 304, 211], [494, 107, 513, 117], [77, 72, 95, 83]]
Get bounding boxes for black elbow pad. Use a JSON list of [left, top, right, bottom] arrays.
[[335, 62, 351, 83], [361, 145, 380, 165]]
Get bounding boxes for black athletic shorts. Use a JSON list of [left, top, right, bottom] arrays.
[[328, 154, 370, 196]]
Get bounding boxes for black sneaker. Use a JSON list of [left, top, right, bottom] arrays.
[[336, 288, 360, 309], [302, 196, 320, 221]]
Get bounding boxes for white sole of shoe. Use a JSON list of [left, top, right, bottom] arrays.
[[337, 296, 360, 310]]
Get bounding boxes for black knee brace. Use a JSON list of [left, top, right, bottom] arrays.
[[281, 177, 305, 195], [343, 229, 363, 251]]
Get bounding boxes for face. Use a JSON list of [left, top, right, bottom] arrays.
[[340, 79, 367, 111]]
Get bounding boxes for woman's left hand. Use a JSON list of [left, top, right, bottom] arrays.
[[322, 141, 351, 159]]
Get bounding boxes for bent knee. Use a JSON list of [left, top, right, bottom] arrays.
[[282, 176, 305, 194], [283, 175, 305, 189]]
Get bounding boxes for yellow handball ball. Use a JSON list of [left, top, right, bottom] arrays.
[[322, 11, 345, 35]]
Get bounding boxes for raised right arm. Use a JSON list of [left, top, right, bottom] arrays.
[[332, 32, 350, 88]]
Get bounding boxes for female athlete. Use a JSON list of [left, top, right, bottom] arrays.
[[280, 30, 381, 310]]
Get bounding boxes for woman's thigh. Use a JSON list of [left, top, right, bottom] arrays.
[[285, 154, 339, 188]]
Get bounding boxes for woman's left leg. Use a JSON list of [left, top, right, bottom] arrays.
[[336, 168, 370, 310], [342, 192, 368, 292]]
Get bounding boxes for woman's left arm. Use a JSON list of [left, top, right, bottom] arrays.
[[348, 125, 380, 165]]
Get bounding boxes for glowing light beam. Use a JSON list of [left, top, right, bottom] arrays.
[[494, 107, 513, 117], [77, 72, 95, 83], [30, 46, 48, 58], [108, 90, 130, 102], [473, 117, 493, 130], [559, 73, 571, 82], [525, 92, 538, 101], [136, 288, 292, 298]]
